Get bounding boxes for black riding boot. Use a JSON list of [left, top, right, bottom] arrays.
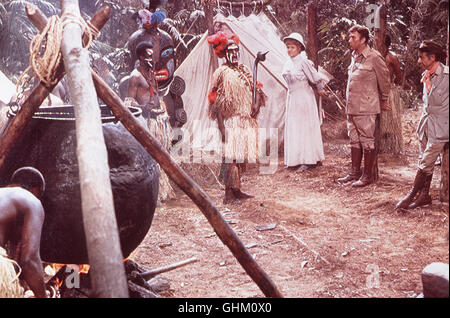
[[408, 173, 433, 209], [352, 149, 376, 187], [395, 169, 428, 209], [337, 147, 362, 184]]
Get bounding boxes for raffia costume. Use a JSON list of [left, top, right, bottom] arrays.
[[207, 32, 266, 202], [209, 64, 266, 164], [0, 246, 24, 298]]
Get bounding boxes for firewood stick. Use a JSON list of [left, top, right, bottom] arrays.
[[91, 71, 283, 298], [279, 225, 330, 265], [139, 257, 198, 280], [0, 5, 111, 171], [128, 281, 159, 298]]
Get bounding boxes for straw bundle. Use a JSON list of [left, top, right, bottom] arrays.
[[0, 247, 24, 298]]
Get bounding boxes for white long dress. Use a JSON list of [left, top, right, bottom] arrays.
[[282, 54, 325, 167]]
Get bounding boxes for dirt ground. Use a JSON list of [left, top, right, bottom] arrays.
[[130, 108, 449, 298]]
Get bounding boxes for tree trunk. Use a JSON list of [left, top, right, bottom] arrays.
[[60, 0, 128, 298], [446, 22, 449, 66], [375, 4, 403, 156], [441, 36, 449, 201], [307, 1, 319, 69], [440, 143, 449, 203], [307, 1, 323, 123], [203, 2, 219, 69]]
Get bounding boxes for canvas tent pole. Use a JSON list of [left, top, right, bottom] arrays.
[[218, 21, 288, 90]]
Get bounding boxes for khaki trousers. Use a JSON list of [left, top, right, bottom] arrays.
[[347, 114, 377, 150], [418, 133, 447, 174]]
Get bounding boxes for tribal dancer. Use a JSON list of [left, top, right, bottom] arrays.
[[207, 32, 266, 204]]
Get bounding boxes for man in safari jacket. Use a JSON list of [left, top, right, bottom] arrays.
[[338, 24, 391, 188]]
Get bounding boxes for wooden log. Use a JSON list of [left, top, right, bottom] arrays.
[[128, 281, 159, 298], [91, 72, 283, 298], [60, 0, 128, 298], [124, 259, 152, 274], [139, 257, 198, 280], [128, 270, 158, 294], [0, 4, 111, 172]]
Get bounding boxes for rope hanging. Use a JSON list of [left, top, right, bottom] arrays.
[[16, 12, 99, 93]]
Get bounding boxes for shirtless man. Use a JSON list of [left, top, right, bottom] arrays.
[[0, 167, 47, 298], [127, 42, 161, 116], [384, 35, 402, 85]]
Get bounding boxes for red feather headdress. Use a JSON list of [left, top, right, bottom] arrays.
[[207, 31, 240, 58]]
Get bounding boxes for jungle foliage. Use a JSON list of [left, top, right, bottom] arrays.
[[0, 0, 448, 103]]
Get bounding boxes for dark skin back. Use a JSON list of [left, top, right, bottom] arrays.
[[0, 186, 46, 298], [385, 51, 402, 85]]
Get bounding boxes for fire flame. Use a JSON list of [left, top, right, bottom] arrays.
[[79, 264, 90, 274], [44, 263, 90, 276], [44, 263, 91, 291]]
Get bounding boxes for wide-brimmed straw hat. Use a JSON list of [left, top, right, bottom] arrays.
[[283, 32, 306, 49]]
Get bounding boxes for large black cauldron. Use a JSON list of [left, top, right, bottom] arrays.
[[0, 105, 159, 264]]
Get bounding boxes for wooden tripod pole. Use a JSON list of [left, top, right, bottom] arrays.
[[91, 72, 283, 298], [60, 0, 128, 297]]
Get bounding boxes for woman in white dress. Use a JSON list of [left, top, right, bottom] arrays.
[[282, 33, 327, 172]]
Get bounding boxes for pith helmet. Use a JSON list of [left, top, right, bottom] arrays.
[[283, 32, 306, 49]]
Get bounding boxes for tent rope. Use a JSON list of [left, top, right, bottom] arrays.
[[265, 5, 287, 34], [175, 13, 200, 52]]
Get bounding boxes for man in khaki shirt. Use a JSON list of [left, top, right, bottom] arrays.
[[338, 24, 390, 187]]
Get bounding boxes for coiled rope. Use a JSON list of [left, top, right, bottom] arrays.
[[16, 13, 99, 93]]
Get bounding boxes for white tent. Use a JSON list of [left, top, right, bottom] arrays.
[[174, 13, 289, 156], [174, 13, 330, 159], [0, 70, 65, 132], [0, 70, 16, 105]]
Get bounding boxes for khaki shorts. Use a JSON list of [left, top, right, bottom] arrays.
[[347, 115, 377, 150]]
